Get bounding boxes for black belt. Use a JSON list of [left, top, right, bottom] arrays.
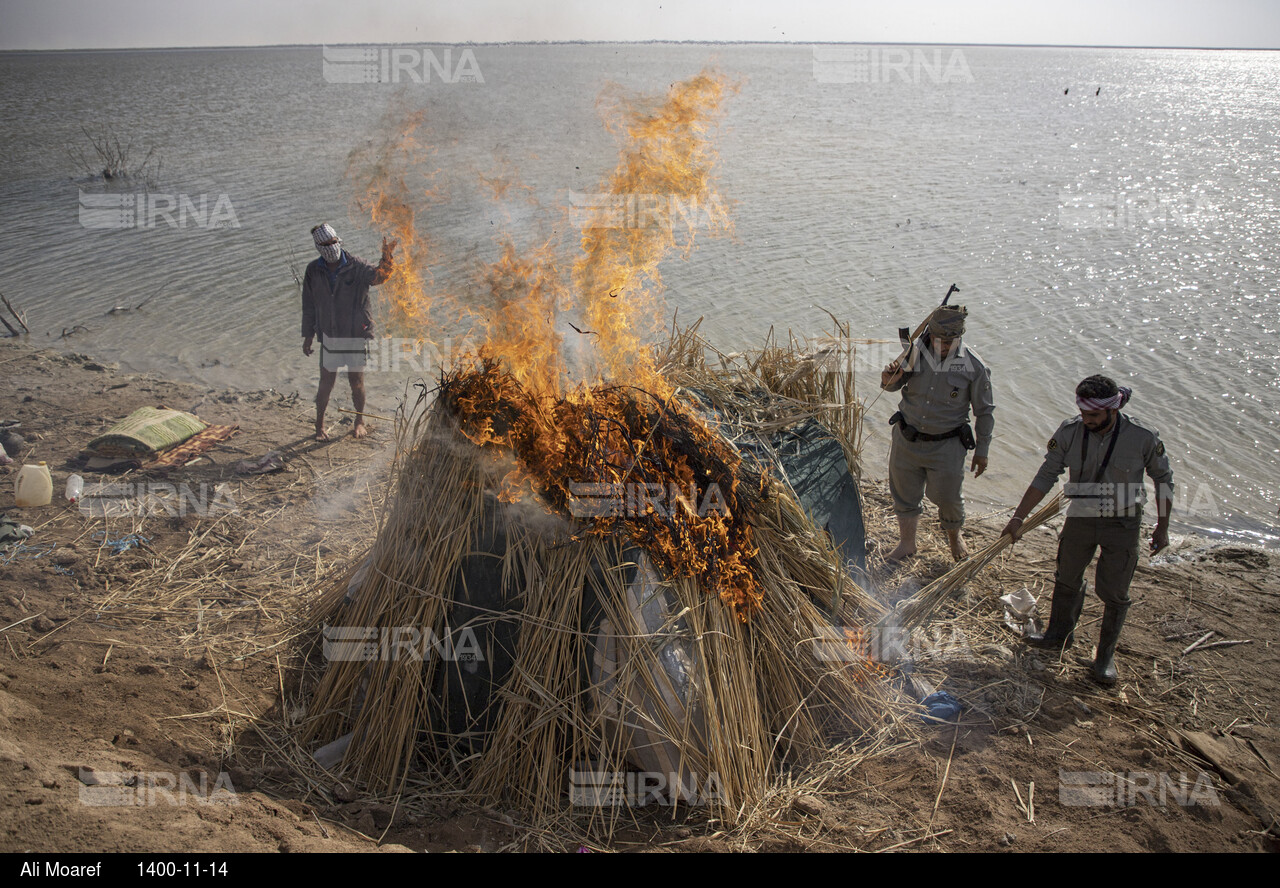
[[890, 412, 975, 449]]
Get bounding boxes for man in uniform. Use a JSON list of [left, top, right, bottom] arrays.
[[880, 305, 994, 563], [301, 223, 397, 441], [1001, 375, 1173, 685]]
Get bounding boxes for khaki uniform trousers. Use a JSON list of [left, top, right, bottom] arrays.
[[888, 426, 967, 530], [1053, 513, 1143, 613]]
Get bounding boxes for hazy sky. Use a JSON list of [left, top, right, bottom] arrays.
[[2, 0, 1279, 51]]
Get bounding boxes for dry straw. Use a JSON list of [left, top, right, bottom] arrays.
[[301, 321, 912, 838], [882, 492, 1064, 632]]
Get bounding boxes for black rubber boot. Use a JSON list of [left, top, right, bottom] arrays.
[[1091, 605, 1128, 686], [1027, 580, 1086, 650]]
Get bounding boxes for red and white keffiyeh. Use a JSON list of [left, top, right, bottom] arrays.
[[1077, 386, 1132, 411]]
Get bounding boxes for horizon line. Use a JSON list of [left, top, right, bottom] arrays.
[[2, 39, 1279, 53]]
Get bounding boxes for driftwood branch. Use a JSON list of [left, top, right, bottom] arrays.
[[0, 292, 29, 335], [285, 243, 303, 288]]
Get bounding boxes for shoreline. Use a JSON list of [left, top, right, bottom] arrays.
[[17, 332, 1278, 550]]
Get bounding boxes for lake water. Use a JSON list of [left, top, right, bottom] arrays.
[[1, 43, 1277, 544]]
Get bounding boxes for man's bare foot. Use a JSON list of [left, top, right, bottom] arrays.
[[947, 531, 969, 562], [885, 542, 917, 566], [352, 421, 370, 440], [315, 426, 332, 442]]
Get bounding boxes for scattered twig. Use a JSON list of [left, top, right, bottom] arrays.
[[928, 724, 959, 829], [1187, 639, 1252, 653], [0, 613, 44, 635], [332, 406, 397, 423], [1181, 631, 1216, 656], [1011, 778, 1035, 822], [1163, 630, 1208, 641], [876, 829, 953, 852], [107, 278, 169, 315]]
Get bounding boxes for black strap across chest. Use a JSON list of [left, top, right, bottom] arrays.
[[1080, 415, 1123, 484]]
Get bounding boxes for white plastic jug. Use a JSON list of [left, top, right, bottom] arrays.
[[15, 462, 53, 507]]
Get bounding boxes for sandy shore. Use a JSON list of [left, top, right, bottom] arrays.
[[1, 336, 1277, 853]]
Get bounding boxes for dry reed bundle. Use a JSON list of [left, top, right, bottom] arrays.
[[658, 318, 871, 479], [881, 492, 1064, 632], [300, 326, 901, 835]]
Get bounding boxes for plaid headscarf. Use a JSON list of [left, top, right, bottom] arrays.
[[312, 223, 343, 264]]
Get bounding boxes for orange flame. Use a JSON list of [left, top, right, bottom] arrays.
[[573, 70, 736, 392], [348, 107, 448, 340], [351, 70, 764, 617]]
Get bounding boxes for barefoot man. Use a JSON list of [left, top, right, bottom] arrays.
[[880, 305, 994, 563], [301, 223, 396, 441]]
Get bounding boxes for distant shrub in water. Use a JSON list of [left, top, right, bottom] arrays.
[[68, 124, 162, 186]]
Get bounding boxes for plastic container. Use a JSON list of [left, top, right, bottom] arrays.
[[65, 474, 84, 503], [15, 462, 53, 507]]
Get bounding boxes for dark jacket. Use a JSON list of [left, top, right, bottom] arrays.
[[301, 252, 393, 342]]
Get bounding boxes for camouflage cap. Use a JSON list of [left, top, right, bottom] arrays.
[[927, 305, 967, 338]]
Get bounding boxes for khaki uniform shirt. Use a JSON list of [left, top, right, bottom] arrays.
[[884, 337, 996, 458], [1031, 413, 1174, 518]]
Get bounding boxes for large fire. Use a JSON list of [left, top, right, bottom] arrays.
[[573, 70, 734, 391], [350, 69, 768, 618]]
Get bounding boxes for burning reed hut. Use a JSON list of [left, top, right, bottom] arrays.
[[301, 327, 898, 830], [300, 69, 905, 834]]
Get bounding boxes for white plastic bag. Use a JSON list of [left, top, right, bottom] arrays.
[[999, 587, 1041, 637]]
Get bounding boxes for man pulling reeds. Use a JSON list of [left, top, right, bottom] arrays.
[[880, 305, 994, 563], [1001, 375, 1173, 685]]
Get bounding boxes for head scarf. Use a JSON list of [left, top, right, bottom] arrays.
[[927, 305, 967, 339], [1077, 386, 1132, 411], [312, 223, 343, 264]]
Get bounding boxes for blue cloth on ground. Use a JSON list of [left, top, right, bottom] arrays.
[[921, 691, 963, 723]]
